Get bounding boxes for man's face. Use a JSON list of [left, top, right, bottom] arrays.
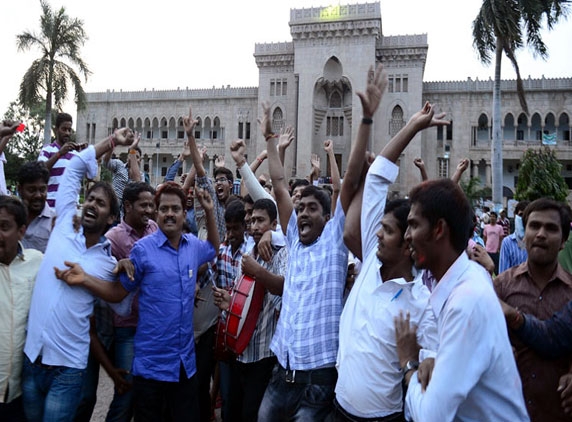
[[297, 195, 328, 245], [0, 208, 26, 265], [18, 179, 47, 216], [376, 212, 408, 264], [214, 175, 231, 203], [56, 121, 72, 145], [125, 191, 155, 230], [225, 220, 245, 252], [291, 185, 305, 207], [81, 187, 115, 234], [525, 209, 565, 266], [500, 211, 506, 219], [251, 208, 277, 246], [404, 203, 434, 269], [157, 193, 185, 240], [186, 187, 194, 210], [244, 202, 254, 236], [490, 214, 497, 225]]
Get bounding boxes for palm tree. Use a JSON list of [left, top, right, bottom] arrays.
[[472, 0, 569, 210], [17, 0, 91, 145]]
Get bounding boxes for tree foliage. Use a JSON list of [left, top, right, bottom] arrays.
[[515, 147, 568, 202], [16, 0, 90, 144]]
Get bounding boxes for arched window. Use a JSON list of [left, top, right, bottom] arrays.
[[329, 91, 342, 108], [272, 107, 284, 132], [517, 113, 528, 141], [389, 106, 405, 137], [503, 113, 515, 141], [559, 113, 570, 142], [477, 113, 489, 142]]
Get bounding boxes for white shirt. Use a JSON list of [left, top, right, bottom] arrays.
[[336, 156, 438, 418], [0, 245, 43, 403], [24, 146, 120, 369], [405, 252, 530, 422]]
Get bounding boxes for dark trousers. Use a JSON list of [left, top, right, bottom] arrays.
[[220, 356, 276, 422], [0, 396, 27, 422], [329, 398, 405, 422], [133, 364, 199, 422], [195, 324, 216, 422]]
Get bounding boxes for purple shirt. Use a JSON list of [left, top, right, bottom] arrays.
[[105, 219, 158, 327], [120, 229, 216, 382]]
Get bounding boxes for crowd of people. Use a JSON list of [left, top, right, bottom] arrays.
[[2, 64, 572, 422]]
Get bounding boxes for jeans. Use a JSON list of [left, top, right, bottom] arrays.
[[22, 355, 86, 422], [106, 326, 136, 422], [133, 364, 199, 422], [258, 364, 336, 422], [74, 350, 100, 421]]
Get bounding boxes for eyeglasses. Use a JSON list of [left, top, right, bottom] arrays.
[[214, 177, 229, 184]]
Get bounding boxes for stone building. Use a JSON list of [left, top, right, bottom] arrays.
[[77, 2, 572, 203]]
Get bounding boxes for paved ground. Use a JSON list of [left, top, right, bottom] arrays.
[[91, 369, 221, 421]]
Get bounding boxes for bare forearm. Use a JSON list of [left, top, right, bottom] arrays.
[[188, 135, 206, 177], [127, 153, 141, 181], [82, 274, 129, 303], [251, 265, 284, 296], [380, 121, 418, 163], [182, 165, 196, 192], [0, 136, 10, 155], [266, 137, 292, 232], [205, 209, 220, 252]]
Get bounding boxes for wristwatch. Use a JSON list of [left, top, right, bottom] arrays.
[[403, 360, 419, 374]]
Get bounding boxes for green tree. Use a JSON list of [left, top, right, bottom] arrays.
[[515, 147, 568, 202], [472, 0, 569, 210], [16, 0, 90, 145]]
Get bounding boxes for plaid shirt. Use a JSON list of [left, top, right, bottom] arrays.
[[216, 239, 249, 289], [271, 198, 348, 370], [238, 246, 287, 364], [195, 175, 226, 242]]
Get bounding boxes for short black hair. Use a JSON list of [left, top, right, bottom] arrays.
[[214, 167, 233, 184], [55, 112, 73, 129], [291, 178, 309, 194], [243, 193, 254, 205], [253, 198, 277, 222], [409, 179, 472, 254], [515, 200, 530, 214], [523, 198, 571, 241], [86, 182, 120, 221], [384, 198, 410, 240], [300, 185, 331, 216], [155, 181, 186, 210], [17, 161, 49, 185], [122, 182, 155, 206], [0, 196, 27, 228], [224, 198, 246, 224]]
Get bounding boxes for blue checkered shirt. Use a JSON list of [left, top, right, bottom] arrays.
[[499, 233, 528, 274], [271, 198, 348, 370]]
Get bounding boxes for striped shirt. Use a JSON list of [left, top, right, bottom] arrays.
[[271, 198, 348, 370], [238, 246, 287, 364], [38, 142, 79, 208], [499, 233, 528, 273], [195, 175, 226, 242]]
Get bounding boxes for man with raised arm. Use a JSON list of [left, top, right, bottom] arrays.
[[335, 66, 442, 422], [257, 85, 362, 418], [55, 181, 219, 421], [22, 127, 135, 421]]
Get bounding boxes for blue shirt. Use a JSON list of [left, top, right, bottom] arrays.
[[120, 229, 216, 382], [517, 300, 572, 359], [499, 233, 528, 274]]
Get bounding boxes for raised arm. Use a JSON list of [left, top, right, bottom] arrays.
[[196, 187, 220, 252], [340, 64, 388, 213], [413, 158, 428, 181], [249, 149, 267, 174], [127, 132, 143, 181], [183, 106, 206, 177], [278, 125, 295, 166], [260, 101, 293, 233], [451, 158, 469, 184], [231, 139, 272, 202], [309, 154, 320, 186], [0, 121, 21, 155], [324, 139, 341, 214]]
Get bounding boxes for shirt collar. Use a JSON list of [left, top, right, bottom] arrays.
[[154, 228, 188, 248], [429, 252, 470, 318], [39, 202, 55, 219], [517, 261, 572, 288]]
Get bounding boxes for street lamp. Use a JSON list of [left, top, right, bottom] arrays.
[[155, 142, 160, 186]]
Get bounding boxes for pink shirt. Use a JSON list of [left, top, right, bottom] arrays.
[[484, 224, 504, 253]]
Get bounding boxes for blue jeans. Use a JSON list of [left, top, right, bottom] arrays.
[[106, 326, 136, 422], [22, 355, 86, 422], [258, 364, 336, 422]]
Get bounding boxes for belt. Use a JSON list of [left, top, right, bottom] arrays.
[[277, 364, 337, 385], [33, 355, 56, 370], [334, 399, 405, 422]]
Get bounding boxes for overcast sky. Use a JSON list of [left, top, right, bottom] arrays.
[[3, 0, 571, 122]]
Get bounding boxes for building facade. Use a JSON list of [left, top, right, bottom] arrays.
[[77, 2, 572, 203]]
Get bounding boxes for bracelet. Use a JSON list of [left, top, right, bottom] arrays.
[[265, 133, 278, 141], [55, 151, 61, 159], [129, 149, 137, 155], [257, 157, 264, 163], [362, 117, 373, 125], [108, 135, 116, 150]]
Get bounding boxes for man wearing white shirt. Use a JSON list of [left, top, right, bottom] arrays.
[[397, 176, 529, 421], [334, 67, 443, 421]]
